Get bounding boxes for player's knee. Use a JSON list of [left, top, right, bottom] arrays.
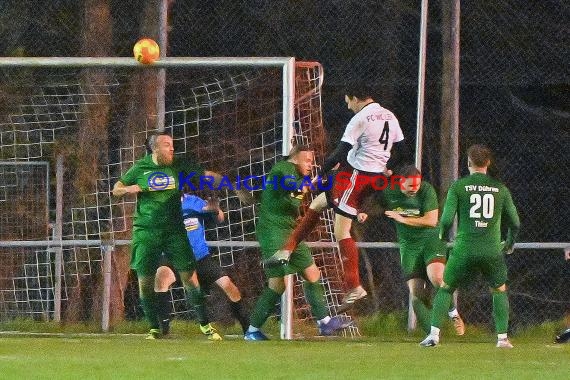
[[431, 275, 444, 288], [217, 276, 242, 301], [155, 266, 176, 291], [302, 264, 321, 283]]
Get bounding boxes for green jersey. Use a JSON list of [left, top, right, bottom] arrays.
[[383, 181, 440, 245], [119, 154, 204, 229], [440, 172, 520, 248], [257, 160, 305, 231]]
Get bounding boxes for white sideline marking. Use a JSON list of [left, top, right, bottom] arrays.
[[0, 331, 146, 338]]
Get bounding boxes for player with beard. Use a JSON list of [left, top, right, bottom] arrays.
[[113, 132, 223, 339], [244, 145, 352, 340]]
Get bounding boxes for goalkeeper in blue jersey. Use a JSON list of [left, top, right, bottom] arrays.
[[154, 194, 249, 340]]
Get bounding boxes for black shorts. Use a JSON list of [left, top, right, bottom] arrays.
[[196, 255, 226, 292]]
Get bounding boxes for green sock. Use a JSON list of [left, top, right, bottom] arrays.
[[492, 290, 509, 334], [412, 297, 432, 334], [431, 286, 454, 329], [250, 287, 281, 329], [140, 293, 159, 330], [186, 287, 209, 326], [303, 281, 328, 320]]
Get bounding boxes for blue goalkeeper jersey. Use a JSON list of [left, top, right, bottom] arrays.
[[181, 194, 211, 261]]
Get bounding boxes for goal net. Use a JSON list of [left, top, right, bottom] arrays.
[[0, 59, 357, 337]]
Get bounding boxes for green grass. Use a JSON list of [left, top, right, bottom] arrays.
[[0, 333, 568, 380], [1, 315, 569, 379]]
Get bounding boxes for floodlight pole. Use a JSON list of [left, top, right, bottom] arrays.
[[156, 0, 168, 131], [415, 0, 428, 169], [408, 0, 430, 332]]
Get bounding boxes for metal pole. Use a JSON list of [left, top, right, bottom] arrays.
[[279, 58, 296, 339], [409, 0, 429, 332], [156, 0, 168, 131], [101, 244, 113, 332], [53, 155, 64, 322], [415, 0, 429, 169], [0, 240, 567, 250], [0, 57, 296, 68], [282, 58, 296, 156], [280, 275, 294, 340]]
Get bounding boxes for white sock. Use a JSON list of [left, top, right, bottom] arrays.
[[430, 326, 441, 338], [497, 333, 508, 341], [247, 326, 259, 333], [318, 316, 331, 326], [448, 308, 459, 318]]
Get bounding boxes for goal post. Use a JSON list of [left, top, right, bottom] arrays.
[[0, 56, 355, 338]]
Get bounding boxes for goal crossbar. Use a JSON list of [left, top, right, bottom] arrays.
[[1, 240, 568, 250], [0, 56, 296, 155]]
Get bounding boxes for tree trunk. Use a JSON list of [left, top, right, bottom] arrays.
[[439, 0, 461, 204], [64, 0, 113, 324]]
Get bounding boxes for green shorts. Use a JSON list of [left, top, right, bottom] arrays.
[[443, 243, 507, 289], [131, 226, 196, 276], [256, 226, 314, 278], [400, 237, 447, 280]]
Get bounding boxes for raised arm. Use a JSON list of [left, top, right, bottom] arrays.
[[112, 180, 141, 197], [320, 141, 352, 176], [385, 208, 438, 228]]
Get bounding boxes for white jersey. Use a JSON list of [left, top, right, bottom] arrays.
[[341, 102, 404, 173]]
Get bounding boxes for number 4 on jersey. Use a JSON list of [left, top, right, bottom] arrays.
[[378, 121, 389, 150]]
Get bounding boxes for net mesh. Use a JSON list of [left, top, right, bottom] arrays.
[[0, 62, 357, 335]]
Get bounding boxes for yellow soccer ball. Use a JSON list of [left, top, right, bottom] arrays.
[[133, 38, 160, 64]]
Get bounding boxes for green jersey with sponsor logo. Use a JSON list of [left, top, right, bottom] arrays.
[[257, 160, 306, 231], [383, 181, 440, 245], [440, 172, 520, 251], [119, 154, 204, 229]]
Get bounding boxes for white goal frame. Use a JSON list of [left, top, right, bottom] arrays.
[[0, 56, 301, 338]]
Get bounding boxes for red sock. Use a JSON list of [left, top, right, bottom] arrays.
[[339, 237, 360, 289], [283, 208, 320, 251]]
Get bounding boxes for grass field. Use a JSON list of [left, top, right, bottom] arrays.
[[1, 321, 569, 380]]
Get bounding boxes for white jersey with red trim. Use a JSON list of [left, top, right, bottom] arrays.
[[341, 102, 404, 173]]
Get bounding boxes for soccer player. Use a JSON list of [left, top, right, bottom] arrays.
[[244, 145, 352, 340], [154, 194, 250, 340], [382, 165, 464, 335], [264, 85, 405, 311], [420, 144, 520, 348], [112, 132, 223, 339]]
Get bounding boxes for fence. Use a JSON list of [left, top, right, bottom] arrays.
[[0, 1, 568, 334]]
